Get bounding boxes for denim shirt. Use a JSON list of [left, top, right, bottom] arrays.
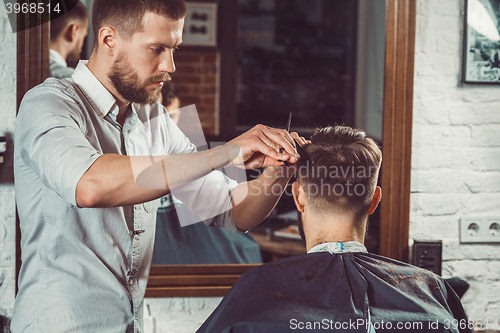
[[12, 61, 238, 332]]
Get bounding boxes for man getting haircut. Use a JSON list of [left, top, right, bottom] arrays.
[[198, 126, 471, 333], [12, 0, 305, 331]]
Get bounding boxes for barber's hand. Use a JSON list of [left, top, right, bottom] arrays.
[[282, 132, 309, 175], [290, 132, 309, 151], [227, 124, 301, 169]]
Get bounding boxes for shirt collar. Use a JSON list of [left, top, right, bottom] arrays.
[[307, 241, 367, 254], [72, 60, 119, 118], [49, 49, 67, 67]]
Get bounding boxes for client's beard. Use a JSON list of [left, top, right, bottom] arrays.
[[108, 54, 170, 105], [66, 48, 81, 68]]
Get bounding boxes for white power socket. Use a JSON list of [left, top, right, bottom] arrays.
[[460, 217, 500, 243]]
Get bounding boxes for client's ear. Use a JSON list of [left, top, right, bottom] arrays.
[[292, 182, 305, 213], [64, 23, 79, 43], [367, 186, 382, 215]]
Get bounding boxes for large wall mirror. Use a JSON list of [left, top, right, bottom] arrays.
[[16, 0, 416, 297]]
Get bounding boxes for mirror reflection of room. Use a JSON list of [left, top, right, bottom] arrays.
[[49, 2, 89, 78], [151, 0, 386, 265]]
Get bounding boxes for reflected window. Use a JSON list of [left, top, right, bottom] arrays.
[[236, 0, 357, 131]]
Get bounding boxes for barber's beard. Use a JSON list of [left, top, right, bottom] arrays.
[[297, 211, 306, 242], [108, 53, 170, 105]]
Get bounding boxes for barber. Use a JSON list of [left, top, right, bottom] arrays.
[[11, 0, 305, 332]]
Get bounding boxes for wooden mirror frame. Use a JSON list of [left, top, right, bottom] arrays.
[[15, 0, 416, 297]]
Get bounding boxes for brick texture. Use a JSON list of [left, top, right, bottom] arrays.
[[172, 50, 218, 135], [412, 0, 500, 327]]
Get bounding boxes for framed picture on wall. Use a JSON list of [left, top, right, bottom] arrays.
[[182, 2, 217, 47], [462, 0, 500, 83]]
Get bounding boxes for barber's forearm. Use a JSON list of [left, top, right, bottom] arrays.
[[75, 154, 166, 207], [231, 165, 294, 232], [76, 145, 238, 208]]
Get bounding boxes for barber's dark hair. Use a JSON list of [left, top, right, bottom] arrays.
[[296, 126, 382, 217], [161, 81, 180, 107], [50, 2, 88, 41], [92, 0, 187, 48]]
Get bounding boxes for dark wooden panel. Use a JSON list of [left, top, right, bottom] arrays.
[[16, 12, 50, 295], [145, 286, 232, 298], [149, 264, 259, 275], [16, 23, 50, 110], [216, 0, 237, 140], [147, 275, 241, 287], [146, 264, 258, 297], [379, 0, 416, 262]]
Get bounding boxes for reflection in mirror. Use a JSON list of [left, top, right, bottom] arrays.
[[151, 0, 387, 266], [47, 0, 91, 79], [151, 104, 262, 265], [79, 0, 94, 60]]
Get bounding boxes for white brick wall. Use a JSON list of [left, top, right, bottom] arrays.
[[0, 2, 17, 329], [144, 298, 223, 333], [412, 0, 500, 327]]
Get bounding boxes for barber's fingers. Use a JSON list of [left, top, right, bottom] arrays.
[[257, 125, 298, 158], [289, 132, 309, 148], [255, 133, 292, 162]]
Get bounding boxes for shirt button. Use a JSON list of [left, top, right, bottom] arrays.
[[134, 315, 137, 320], [134, 205, 139, 210], [134, 242, 138, 248], [130, 279, 134, 285]]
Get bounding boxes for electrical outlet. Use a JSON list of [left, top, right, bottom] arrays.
[[460, 217, 500, 243], [412, 240, 442, 275]]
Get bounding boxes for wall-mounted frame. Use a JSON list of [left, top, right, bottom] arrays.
[[462, 0, 500, 84], [182, 2, 218, 47]]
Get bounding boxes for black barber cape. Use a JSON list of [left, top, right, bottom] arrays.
[[197, 250, 471, 333]]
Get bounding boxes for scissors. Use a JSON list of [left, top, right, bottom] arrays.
[[279, 112, 295, 166]]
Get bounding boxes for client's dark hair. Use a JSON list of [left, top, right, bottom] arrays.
[[92, 0, 187, 48], [296, 126, 382, 218], [50, 2, 88, 41]]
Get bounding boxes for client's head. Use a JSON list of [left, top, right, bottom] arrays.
[[292, 126, 382, 251]]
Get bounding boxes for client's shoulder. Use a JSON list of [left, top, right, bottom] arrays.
[[235, 251, 338, 285], [356, 252, 445, 289]]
